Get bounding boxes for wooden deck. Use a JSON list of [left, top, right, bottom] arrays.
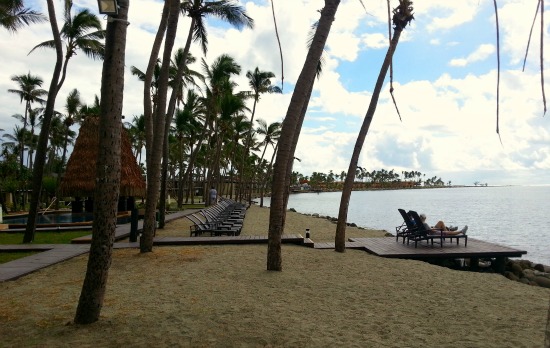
[[313, 237, 527, 273], [347, 237, 526, 260]]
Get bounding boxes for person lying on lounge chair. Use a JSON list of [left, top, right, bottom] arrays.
[[419, 213, 468, 235]]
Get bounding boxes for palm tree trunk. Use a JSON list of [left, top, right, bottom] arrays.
[[159, 18, 195, 227], [23, 0, 63, 243], [267, 0, 340, 271], [239, 98, 257, 202], [140, 0, 180, 252], [335, 25, 405, 252], [74, 0, 129, 324], [144, 0, 169, 176]]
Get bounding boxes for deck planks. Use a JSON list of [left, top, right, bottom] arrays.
[[347, 237, 526, 260]]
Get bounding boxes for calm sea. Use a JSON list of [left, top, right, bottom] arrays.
[[261, 186, 549, 266]]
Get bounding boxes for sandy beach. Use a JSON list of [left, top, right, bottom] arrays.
[[1, 205, 549, 347]]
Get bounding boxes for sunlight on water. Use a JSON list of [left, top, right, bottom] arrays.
[[262, 186, 549, 266]]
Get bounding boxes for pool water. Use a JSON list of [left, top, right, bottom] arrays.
[[4, 212, 131, 227]]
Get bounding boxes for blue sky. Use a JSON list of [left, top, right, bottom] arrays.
[[1, 0, 549, 186]]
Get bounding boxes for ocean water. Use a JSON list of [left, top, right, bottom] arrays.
[[261, 186, 549, 266]]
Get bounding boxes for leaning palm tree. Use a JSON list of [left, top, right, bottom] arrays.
[[267, 0, 341, 271], [0, 0, 46, 32], [8, 72, 47, 166], [334, 0, 414, 252], [28, 1, 105, 92]]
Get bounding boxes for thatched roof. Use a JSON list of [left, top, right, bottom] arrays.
[[59, 117, 146, 197]]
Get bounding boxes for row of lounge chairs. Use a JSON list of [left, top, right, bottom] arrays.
[[396, 208, 468, 247], [187, 198, 246, 237]]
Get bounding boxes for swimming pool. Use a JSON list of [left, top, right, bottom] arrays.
[[3, 211, 131, 228]]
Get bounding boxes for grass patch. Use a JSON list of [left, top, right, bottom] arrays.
[[0, 251, 40, 264], [0, 231, 91, 245]]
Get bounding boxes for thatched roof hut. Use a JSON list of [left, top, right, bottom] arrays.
[[59, 117, 146, 197]]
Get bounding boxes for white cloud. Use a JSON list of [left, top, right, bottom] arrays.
[[449, 44, 495, 67]]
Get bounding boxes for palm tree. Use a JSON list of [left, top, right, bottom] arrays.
[[158, 49, 204, 227], [255, 119, 281, 206], [29, 1, 105, 92], [240, 67, 281, 204], [267, 0, 340, 271], [171, 94, 204, 206], [176, 90, 207, 206], [74, 0, 130, 325], [0, 0, 46, 32], [334, 0, 414, 252], [140, 0, 181, 253], [7, 72, 47, 167], [54, 89, 81, 207], [60, 89, 81, 170], [200, 54, 243, 205], [125, 115, 146, 164], [24, 0, 65, 243]]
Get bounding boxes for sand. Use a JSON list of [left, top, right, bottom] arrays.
[[1, 205, 549, 347]]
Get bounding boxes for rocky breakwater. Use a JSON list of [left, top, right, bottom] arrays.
[[505, 259, 550, 288]]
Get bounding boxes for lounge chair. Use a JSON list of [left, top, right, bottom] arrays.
[[396, 208, 417, 243], [407, 210, 469, 247], [186, 214, 240, 237], [407, 210, 444, 247]]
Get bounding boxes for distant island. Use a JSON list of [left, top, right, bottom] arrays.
[[290, 168, 490, 192]]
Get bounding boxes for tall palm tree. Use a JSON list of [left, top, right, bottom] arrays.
[[29, 1, 105, 92], [335, 0, 414, 252], [0, 0, 46, 32], [239, 67, 281, 203], [24, 0, 64, 243], [140, 0, 181, 253], [74, 0, 130, 325], [7, 72, 47, 167], [267, 0, 341, 271], [158, 49, 204, 227]]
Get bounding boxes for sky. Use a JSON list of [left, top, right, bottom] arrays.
[[1, 0, 550, 186]]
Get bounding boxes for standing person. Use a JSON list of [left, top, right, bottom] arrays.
[[209, 186, 218, 206]]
